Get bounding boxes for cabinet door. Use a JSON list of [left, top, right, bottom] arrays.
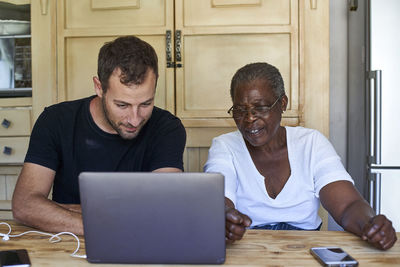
[[56, 0, 175, 112], [175, 0, 299, 127], [31, 0, 329, 141]]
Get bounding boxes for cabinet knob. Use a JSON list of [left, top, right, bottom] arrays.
[[3, 146, 12, 155], [1, 119, 11, 128]]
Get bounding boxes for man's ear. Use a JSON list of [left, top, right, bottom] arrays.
[[93, 76, 104, 98]]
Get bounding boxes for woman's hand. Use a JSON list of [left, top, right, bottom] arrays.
[[225, 198, 252, 244], [320, 181, 397, 250], [361, 214, 397, 250]]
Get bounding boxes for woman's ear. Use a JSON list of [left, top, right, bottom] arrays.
[[281, 94, 288, 112]]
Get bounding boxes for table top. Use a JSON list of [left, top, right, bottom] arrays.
[[1, 221, 399, 266]]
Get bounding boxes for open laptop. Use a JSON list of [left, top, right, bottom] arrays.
[[79, 172, 225, 264]]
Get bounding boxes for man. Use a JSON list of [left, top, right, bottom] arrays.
[[12, 36, 186, 235]]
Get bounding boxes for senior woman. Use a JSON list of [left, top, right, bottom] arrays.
[[204, 62, 397, 250]]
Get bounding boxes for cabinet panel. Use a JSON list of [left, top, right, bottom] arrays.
[[57, 0, 174, 112], [0, 176, 5, 200], [0, 137, 29, 164], [63, 35, 170, 110], [177, 33, 294, 118], [5, 175, 17, 200], [176, 0, 299, 125], [183, 147, 210, 172], [0, 109, 31, 136], [183, 0, 291, 26], [64, 0, 167, 29]]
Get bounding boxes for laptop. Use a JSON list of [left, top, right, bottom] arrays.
[[79, 172, 225, 264]]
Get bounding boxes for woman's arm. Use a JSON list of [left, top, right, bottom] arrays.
[[320, 180, 397, 250]]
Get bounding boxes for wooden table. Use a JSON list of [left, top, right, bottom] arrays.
[[1, 221, 399, 266]]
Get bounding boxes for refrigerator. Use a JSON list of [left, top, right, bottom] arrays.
[[365, 0, 400, 230], [347, 0, 400, 232]]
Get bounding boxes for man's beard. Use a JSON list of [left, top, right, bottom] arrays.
[[101, 97, 142, 140]]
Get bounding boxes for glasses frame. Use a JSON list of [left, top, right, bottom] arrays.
[[227, 93, 284, 119]]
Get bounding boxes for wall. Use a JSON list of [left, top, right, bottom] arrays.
[[329, 0, 369, 230], [347, 0, 367, 198], [328, 0, 348, 230]]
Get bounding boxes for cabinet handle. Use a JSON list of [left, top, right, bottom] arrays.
[[166, 30, 174, 68], [3, 146, 12, 155], [40, 0, 48, 15], [349, 0, 358, 11], [175, 30, 182, 68], [1, 119, 11, 129], [310, 0, 317, 9]]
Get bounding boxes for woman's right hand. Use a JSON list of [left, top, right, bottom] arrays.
[[225, 204, 252, 244]]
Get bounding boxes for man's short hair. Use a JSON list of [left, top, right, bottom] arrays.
[[97, 36, 159, 92], [230, 62, 285, 100]]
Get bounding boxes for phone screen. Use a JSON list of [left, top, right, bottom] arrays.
[[310, 247, 358, 266], [0, 249, 31, 267]]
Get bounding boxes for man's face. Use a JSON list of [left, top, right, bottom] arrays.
[[97, 68, 156, 140]]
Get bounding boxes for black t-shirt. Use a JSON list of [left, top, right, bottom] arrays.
[[25, 96, 186, 204]]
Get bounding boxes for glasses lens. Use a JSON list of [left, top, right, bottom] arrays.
[[229, 94, 283, 119]]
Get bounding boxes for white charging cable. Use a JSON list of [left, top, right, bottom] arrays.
[[0, 222, 86, 259]]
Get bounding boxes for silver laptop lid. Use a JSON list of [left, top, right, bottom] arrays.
[[79, 172, 225, 264]]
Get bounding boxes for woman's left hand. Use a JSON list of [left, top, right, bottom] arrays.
[[361, 214, 397, 250]]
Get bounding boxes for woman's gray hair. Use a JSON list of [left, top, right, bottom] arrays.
[[230, 62, 285, 101]]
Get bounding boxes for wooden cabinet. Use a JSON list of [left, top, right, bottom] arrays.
[[176, 0, 299, 126], [0, 98, 30, 217], [29, 0, 329, 178], [51, 0, 305, 125], [34, 0, 329, 154], [0, 98, 31, 164], [1, 0, 329, 186]]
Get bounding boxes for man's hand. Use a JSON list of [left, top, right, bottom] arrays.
[[361, 214, 397, 250], [225, 206, 252, 244]]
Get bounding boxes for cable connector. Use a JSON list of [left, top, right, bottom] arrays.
[[0, 221, 86, 258]]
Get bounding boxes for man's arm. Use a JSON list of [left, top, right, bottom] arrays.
[[12, 162, 84, 235], [320, 180, 397, 250]]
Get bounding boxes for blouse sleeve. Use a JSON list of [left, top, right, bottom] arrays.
[[312, 130, 354, 197], [204, 136, 239, 205]]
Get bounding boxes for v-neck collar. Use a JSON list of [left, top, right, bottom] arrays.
[[238, 126, 293, 201]]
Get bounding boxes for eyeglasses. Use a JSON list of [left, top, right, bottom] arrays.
[[227, 94, 284, 119]]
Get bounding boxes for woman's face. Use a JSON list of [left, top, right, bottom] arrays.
[[232, 78, 287, 148]]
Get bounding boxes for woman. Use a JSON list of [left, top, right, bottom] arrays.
[[204, 62, 397, 250]]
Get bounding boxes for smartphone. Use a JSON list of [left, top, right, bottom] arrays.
[[0, 249, 31, 267], [310, 247, 358, 267]]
